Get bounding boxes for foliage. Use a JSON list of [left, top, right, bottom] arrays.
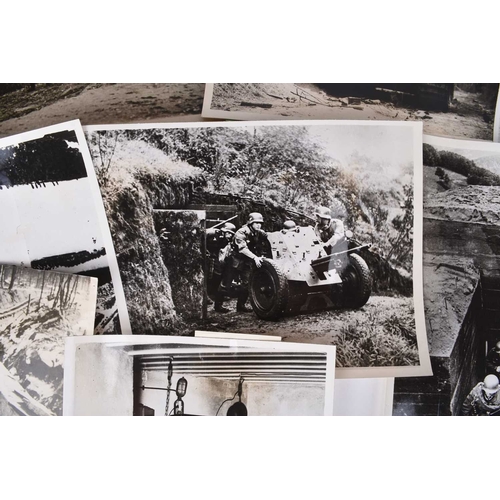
[[423, 143, 440, 166], [335, 306, 418, 367], [387, 184, 413, 265], [424, 143, 500, 187], [90, 126, 415, 273]]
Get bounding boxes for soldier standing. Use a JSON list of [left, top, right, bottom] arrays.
[[313, 206, 346, 255], [461, 374, 500, 416], [223, 212, 268, 313], [206, 222, 236, 313]]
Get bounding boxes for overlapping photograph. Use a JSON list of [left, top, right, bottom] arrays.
[[84, 120, 430, 378], [63, 335, 335, 416], [203, 84, 499, 141], [0, 120, 131, 334], [0, 265, 97, 415], [394, 136, 500, 415]]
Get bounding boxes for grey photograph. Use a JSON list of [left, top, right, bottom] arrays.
[[0, 84, 205, 139], [203, 83, 499, 141], [393, 136, 500, 415], [0, 265, 97, 416], [0, 121, 130, 334], [85, 120, 429, 378], [63, 336, 335, 416]]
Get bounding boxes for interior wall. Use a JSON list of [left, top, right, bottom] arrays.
[[139, 370, 324, 416], [139, 371, 239, 416], [245, 382, 324, 416], [73, 344, 133, 416]]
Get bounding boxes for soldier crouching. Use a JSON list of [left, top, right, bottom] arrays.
[[222, 212, 268, 313]]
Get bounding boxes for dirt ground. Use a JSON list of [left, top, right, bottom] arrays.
[[196, 294, 417, 364], [0, 83, 205, 138], [210, 84, 496, 140]]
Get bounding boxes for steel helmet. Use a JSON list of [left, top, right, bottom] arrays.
[[483, 374, 500, 394], [221, 222, 236, 234], [283, 220, 296, 231], [248, 212, 264, 224], [495, 341, 500, 353], [315, 206, 332, 220]]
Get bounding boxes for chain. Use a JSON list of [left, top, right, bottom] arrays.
[[165, 358, 173, 416]]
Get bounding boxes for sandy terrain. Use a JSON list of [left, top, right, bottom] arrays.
[[209, 84, 495, 140], [0, 83, 205, 138]]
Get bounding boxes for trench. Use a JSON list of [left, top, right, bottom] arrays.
[[393, 215, 500, 416]]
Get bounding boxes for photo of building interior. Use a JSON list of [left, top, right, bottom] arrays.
[[64, 336, 333, 416]]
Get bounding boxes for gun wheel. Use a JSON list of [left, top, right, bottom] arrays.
[[340, 253, 372, 308], [250, 259, 289, 320]]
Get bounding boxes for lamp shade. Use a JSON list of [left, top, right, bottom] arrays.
[[176, 377, 188, 398], [227, 401, 248, 416]]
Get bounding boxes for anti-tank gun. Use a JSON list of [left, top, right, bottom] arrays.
[[249, 225, 372, 320]]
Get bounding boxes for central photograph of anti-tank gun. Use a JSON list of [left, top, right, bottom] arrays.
[[206, 208, 372, 320], [85, 120, 429, 374]]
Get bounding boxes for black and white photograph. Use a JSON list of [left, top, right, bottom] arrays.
[[0, 265, 97, 416], [494, 90, 500, 143], [203, 84, 499, 141], [63, 335, 335, 416], [0, 84, 206, 139], [0, 121, 131, 335], [393, 136, 500, 415], [85, 120, 430, 378]]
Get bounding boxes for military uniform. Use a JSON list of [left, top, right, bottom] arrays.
[[486, 348, 500, 376], [314, 218, 345, 254], [224, 224, 268, 310], [461, 382, 500, 416], [206, 227, 233, 312]]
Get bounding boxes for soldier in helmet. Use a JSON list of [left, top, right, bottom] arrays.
[[313, 206, 346, 255], [223, 212, 268, 313], [486, 341, 500, 376], [461, 374, 500, 416], [282, 220, 297, 233], [206, 222, 236, 313]]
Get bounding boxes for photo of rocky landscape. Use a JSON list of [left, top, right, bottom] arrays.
[[203, 83, 499, 141], [393, 136, 500, 415]]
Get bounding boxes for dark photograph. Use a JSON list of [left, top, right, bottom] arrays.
[[0, 121, 130, 334], [203, 83, 499, 141], [0, 265, 96, 416], [63, 336, 335, 416], [393, 136, 500, 415], [85, 121, 429, 377]]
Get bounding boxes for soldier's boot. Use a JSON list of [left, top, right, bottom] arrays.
[[214, 301, 230, 313], [236, 296, 253, 313]]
